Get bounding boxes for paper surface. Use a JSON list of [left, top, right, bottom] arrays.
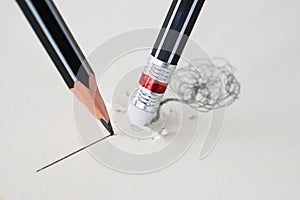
[[1, 0, 300, 199]]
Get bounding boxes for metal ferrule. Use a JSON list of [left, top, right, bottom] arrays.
[[131, 56, 177, 113], [144, 56, 176, 83], [131, 86, 164, 112]]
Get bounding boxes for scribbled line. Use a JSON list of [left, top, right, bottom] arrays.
[[152, 58, 241, 122], [36, 135, 113, 173]]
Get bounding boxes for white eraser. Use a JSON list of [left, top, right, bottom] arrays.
[[127, 104, 155, 127]]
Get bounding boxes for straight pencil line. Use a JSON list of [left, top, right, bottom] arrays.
[[36, 135, 112, 173]]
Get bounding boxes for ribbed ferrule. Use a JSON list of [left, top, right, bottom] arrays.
[[131, 56, 177, 113]]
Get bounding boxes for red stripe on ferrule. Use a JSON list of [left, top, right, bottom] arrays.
[[139, 73, 168, 94]]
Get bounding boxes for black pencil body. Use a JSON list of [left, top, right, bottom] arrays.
[[16, 0, 92, 88], [16, 0, 114, 135], [151, 0, 206, 65]]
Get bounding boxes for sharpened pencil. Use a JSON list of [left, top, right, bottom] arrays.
[[16, 0, 114, 135]]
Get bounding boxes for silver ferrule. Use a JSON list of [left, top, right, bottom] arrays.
[[144, 55, 177, 83], [130, 56, 177, 113]]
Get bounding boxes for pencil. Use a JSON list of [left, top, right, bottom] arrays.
[[16, 0, 114, 135], [151, 0, 206, 64], [128, 0, 206, 126]]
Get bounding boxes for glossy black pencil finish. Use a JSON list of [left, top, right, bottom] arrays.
[[16, 0, 92, 88], [16, 0, 114, 135], [151, 0, 206, 65]]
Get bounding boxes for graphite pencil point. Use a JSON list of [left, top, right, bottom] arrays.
[[100, 119, 114, 135]]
